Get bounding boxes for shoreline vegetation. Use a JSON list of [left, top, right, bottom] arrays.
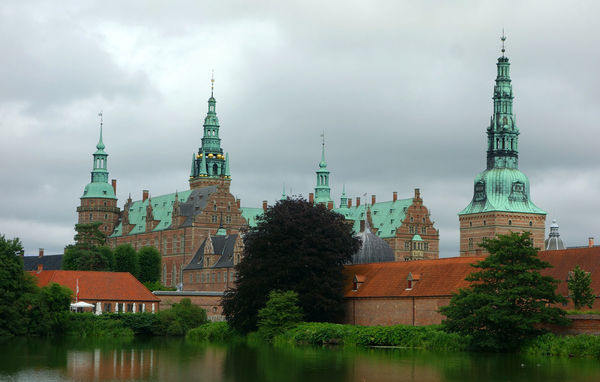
[[187, 321, 600, 360]]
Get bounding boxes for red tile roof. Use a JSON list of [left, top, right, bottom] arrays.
[[344, 248, 600, 299], [29, 270, 159, 302], [539, 248, 600, 296], [344, 257, 484, 298]]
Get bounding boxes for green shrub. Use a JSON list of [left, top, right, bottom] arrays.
[[274, 322, 469, 352], [143, 281, 176, 292], [187, 322, 239, 342], [66, 313, 133, 339], [154, 299, 208, 336], [524, 333, 600, 359], [257, 290, 303, 341]]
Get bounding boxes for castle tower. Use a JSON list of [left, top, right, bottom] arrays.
[[544, 219, 566, 250], [77, 114, 120, 236], [458, 35, 546, 256], [189, 76, 231, 191], [314, 134, 333, 206]]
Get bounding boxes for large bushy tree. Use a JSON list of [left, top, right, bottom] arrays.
[[114, 244, 139, 277], [0, 235, 38, 336], [223, 198, 360, 333], [74, 222, 106, 250], [138, 246, 161, 283], [440, 232, 568, 351], [568, 265, 595, 310]]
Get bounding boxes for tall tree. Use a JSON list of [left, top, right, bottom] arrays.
[[138, 246, 161, 283], [440, 232, 568, 351], [223, 198, 360, 333], [568, 265, 595, 310], [73, 222, 107, 250], [63, 245, 113, 271], [114, 244, 139, 277], [0, 235, 38, 336]]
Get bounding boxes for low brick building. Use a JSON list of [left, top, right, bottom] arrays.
[[30, 270, 160, 314], [343, 257, 482, 326]]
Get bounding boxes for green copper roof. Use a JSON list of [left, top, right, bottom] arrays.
[[82, 182, 116, 199], [334, 198, 413, 238], [460, 38, 545, 217], [190, 83, 229, 180], [242, 198, 414, 239], [240, 207, 264, 227], [110, 190, 193, 236], [314, 136, 333, 205], [412, 234, 423, 241], [82, 120, 115, 199], [459, 168, 545, 215]]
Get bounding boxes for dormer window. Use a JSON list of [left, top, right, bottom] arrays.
[[406, 272, 420, 290], [352, 274, 365, 291]]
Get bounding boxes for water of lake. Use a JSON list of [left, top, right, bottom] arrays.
[[0, 337, 599, 382]]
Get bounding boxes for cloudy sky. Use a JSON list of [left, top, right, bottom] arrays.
[[2, 0, 599, 257]]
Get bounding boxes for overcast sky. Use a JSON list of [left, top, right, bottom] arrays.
[[2, 1, 599, 257]]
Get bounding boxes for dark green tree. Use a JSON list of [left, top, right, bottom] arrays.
[[0, 235, 39, 336], [568, 265, 596, 310], [440, 232, 569, 351], [114, 244, 139, 276], [223, 198, 360, 333], [138, 246, 161, 283], [73, 222, 106, 250], [63, 245, 113, 271], [257, 290, 303, 341], [27, 282, 73, 335]]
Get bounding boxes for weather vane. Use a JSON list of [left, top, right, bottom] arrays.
[[320, 131, 325, 148], [98, 111, 103, 128], [211, 69, 215, 96], [501, 28, 506, 56]]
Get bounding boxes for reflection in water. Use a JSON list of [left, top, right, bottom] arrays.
[[1, 337, 600, 382]]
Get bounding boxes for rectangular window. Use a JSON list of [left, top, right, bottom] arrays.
[[138, 304, 143, 312], [421, 227, 426, 234], [104, 303, 112, 313], [127, 303, 134, 312], [424, 242, 429, 250], [404, 241, 410, 250], [212, 215, 218, 223], [409, 226, 415, 234], [226, 215, 232, 224], [189, 274, 193, 283]]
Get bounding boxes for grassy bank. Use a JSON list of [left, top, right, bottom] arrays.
[[187, 321, 600, 359], [188, 321, 470, 352], [523, 333, 600, 359]]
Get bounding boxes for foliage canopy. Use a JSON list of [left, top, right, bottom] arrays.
[[257, 290, 303, 341], [223, 198, 360, 333], [138, 246, 162, 283], [440, 232, 568, 352], [568, 265, 595, 310]]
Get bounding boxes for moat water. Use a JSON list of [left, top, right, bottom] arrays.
[[1, 337, 600, 382]]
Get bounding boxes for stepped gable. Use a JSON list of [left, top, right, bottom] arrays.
[[111, 186, 218, 236], [185, 233, 239, 270]]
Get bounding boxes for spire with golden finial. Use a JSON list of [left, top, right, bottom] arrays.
[[501, 28, 506, 57], [211, 69, 215, 97]]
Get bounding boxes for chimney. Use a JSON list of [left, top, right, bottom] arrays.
[[327, 201, 333, 210], [111, 179, 117, 195], [356, 197, 361, 207], [360, 220, 365, 232], [37, 264, 43, 273], [236, 199, 241, 209], [309, 193, 314, 204], [393, 191, 397, 202], [142, 190, 149, 202], [371, 195, 376, 205], [348, 198, 352, 208], [39, 248, 44, 258], [589, 237, 595, 248], [262, 200, 268, 212]]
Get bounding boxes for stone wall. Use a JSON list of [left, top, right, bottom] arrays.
[[543, 315, 600, 335], [153, 291, 224, 320]]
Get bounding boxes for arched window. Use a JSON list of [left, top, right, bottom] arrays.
[[213, 163, 218, 175]]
